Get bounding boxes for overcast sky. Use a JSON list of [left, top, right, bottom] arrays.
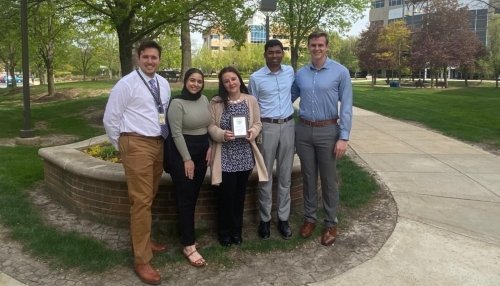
[[348, 8, 370, 36]]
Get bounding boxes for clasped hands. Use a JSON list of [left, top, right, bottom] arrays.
[[223, 129, 256, 142]]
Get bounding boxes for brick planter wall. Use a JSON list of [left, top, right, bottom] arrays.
[[39, 135, 304, 228]]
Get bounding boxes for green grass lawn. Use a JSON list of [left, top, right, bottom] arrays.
[[353, 84, 500, 150], [0, 81, 378, 272]]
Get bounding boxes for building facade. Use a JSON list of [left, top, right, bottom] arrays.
[[202, 12, 290, 52], [368, 0, 498, 79], [368, 0, 495, 46]]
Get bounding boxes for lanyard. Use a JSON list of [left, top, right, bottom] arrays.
[[136, 69, 164, 113]]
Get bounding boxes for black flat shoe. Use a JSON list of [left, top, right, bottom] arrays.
[[258, 220, 271, 240], [278, 220, 292, 240], [231, 234, 243, 245], [219, 236, 232, 247]]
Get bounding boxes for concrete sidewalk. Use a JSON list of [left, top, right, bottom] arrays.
[[313, 107, 500, 285]]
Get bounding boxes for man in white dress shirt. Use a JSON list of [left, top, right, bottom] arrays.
[[103, 40, 170, 285]]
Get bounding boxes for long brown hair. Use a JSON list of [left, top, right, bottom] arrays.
[[217, 66, 248, 107]]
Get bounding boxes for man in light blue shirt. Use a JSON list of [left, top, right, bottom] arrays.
[[249, 39, 295, 240], [291, 31, 353, 247]]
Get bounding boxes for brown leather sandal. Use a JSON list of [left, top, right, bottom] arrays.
[[183, 249, 207, 267]]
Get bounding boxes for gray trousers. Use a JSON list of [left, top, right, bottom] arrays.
[[258, 120, 295, 222], [295, 122, 340, 228]]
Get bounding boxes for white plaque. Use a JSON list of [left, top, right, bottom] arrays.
[[231, 114, 248, 138]]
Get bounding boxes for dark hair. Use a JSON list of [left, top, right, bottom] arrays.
[[177, 68, 205, 101], [264, 39, 283, 51], [137, 40, 162, 58], [217, 66, 248, 107], [307, 31, 329, 46]]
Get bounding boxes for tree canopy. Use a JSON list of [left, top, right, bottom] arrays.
[[274, 0, 368, 70]]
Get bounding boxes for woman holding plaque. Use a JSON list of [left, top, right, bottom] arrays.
[[208, 66, 268, 247], [166, 68, 211, 267]]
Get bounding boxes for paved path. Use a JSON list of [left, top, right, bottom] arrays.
[[2, 106, 500, 285], [314, 107, 500, 285]]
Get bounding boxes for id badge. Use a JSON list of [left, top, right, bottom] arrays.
[[158, 113, 166, 125]]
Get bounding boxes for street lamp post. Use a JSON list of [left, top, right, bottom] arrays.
[[260, 0, 277, 42], [19, 0, 35, 139]]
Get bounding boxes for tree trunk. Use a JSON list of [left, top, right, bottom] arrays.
[[430, 70, 434, 88], [116, 20, 134, 77], [443, 66, 448, 88], [180, 19, 192, 82], [464, 71, 469, 87], [38, 67, 46, 85], [8, 67, 17, 88], [44, 40, 56, 96], [46, 62, 55, 96], [291, 45, 299, 71]]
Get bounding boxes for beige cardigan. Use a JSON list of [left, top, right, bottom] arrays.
[[208, 94, 268, 186]]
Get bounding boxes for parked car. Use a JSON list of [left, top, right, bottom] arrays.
[[4, 75, 23, 86]]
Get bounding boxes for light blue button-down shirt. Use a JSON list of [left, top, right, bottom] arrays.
[[249, 64, 295, 119], [291, 58, 353, 140]]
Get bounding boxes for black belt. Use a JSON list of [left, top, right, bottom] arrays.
[[261, 115, 294, 124]]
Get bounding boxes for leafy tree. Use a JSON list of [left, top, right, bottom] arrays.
[[377, 20, 411, 81], [232, 43, 264, 74], [178, 1, 254, 80], [411, 0, 484, 87], [193, 47, 216, 75], [78, 0, 208, 75], [329, 34, 360, 78], [31, 0, 74, 96], [455, 31, 486, 87], [356, 22, 384, 85], [157, 33, 181, 71], [94, 32, 121, 79], [274, 0, 367, 70], [489, 16, 500, 88], [69, 19, 102, 80], [0, 0, 21, 88]]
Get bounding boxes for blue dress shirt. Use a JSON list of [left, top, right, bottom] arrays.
[[249, 64, 295, 119], [291, 58, 353, 140]]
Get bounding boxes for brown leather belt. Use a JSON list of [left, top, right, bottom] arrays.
[[300, 118, 338, 127], [261, 115, 294, 124], [120, 132, 162, 140]]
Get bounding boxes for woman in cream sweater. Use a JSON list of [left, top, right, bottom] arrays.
[[208, 66, 268, 247]]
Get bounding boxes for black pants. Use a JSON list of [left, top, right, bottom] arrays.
[[167, 134, 209, 246], [217, 170, 252, 239]]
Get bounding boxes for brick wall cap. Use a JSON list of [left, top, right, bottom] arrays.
[[39, 135, 302, 183]]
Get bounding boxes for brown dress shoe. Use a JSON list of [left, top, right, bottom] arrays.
[[321, 226, 337, 246], [151, 241, 168, 253], [134, 263, 161, 285], [299, 222, 316, 238]]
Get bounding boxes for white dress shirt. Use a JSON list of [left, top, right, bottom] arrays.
[[103, 69, 171, 149]]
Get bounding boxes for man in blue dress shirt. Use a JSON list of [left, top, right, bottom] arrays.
[[291, 31, 353, 246], [249, 39, 295, 240]]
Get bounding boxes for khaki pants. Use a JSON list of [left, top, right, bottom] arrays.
[[119, 135, 164, 264]]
